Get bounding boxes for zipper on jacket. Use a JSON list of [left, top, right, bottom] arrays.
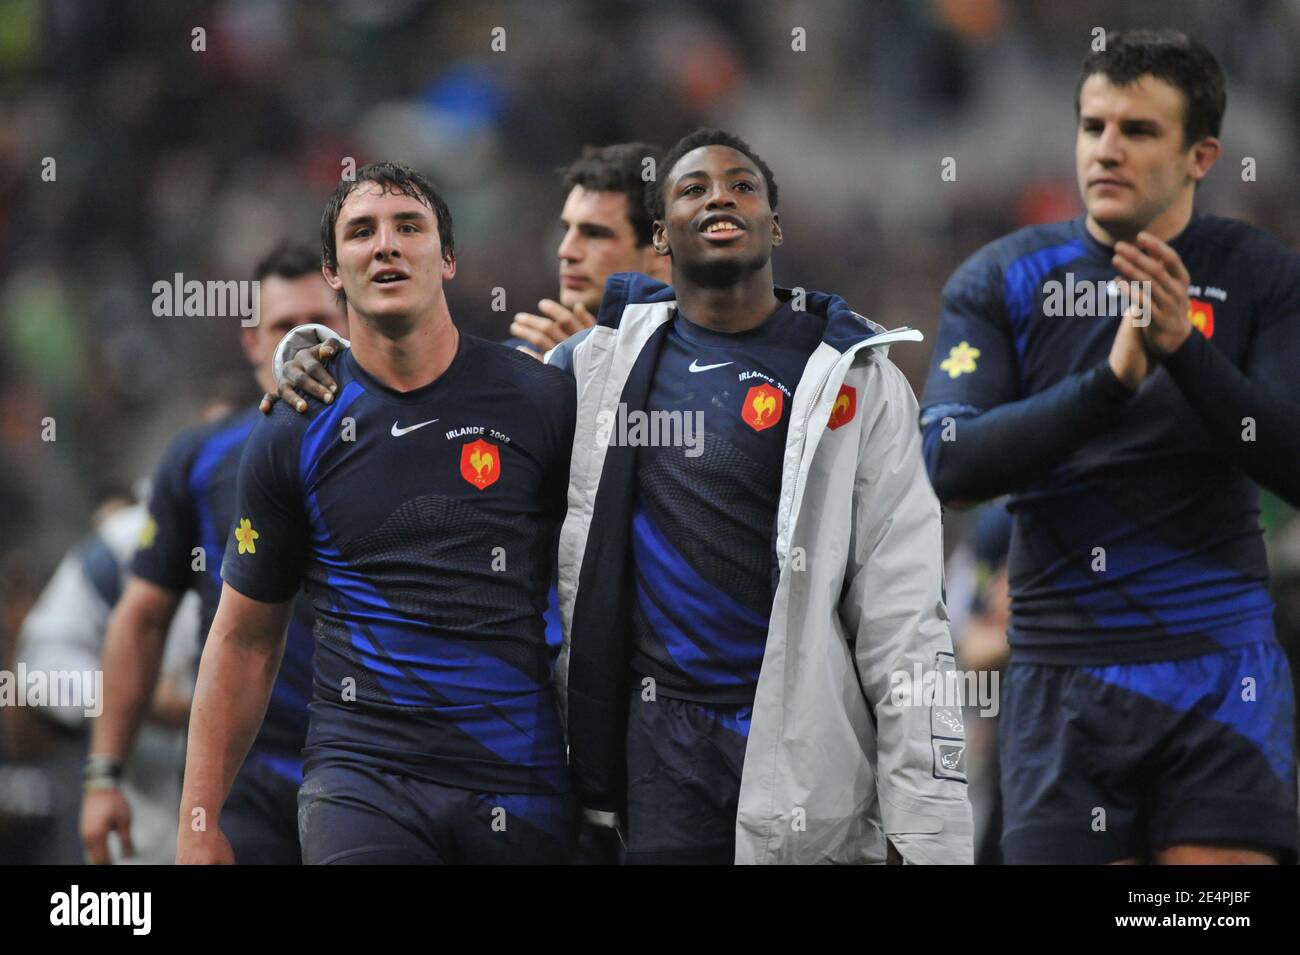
[[780, 360, 836, 563]]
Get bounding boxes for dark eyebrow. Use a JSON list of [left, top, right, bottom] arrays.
[[676, 166, 759, 183], [342, 209, 430, 230], [559, 217, 614, 232], [1079, 113, 1162, 130]]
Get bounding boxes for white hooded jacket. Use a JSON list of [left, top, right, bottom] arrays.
[[548, 273, 973, 864]]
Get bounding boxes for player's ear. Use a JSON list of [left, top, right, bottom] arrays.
[[441, 253, 456, 280], [1188, 135, 1221, 183], [770, 212, 783, 248], [652, 220, 670, 257], [321, 263, 344, 294]]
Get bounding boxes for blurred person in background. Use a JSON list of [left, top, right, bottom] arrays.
[[80, 240, 346, 865], [921, 30, 1300, 864], [12, 491, 200, 864], [507, 143, 671, 357]]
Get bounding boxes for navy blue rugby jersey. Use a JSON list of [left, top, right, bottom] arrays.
[[921, 214, 1300, 665], [631, 302, 824, 705], [132, 405, 313, 760], [221, 334, 576, 794]]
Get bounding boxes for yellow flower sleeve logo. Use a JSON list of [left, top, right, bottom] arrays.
[[234, 518, 260, 555], [940, 341, 981, 379], [137, 515, 158, 550]]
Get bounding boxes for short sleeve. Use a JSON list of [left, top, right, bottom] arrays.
[[131, 431, 202, 592], [220, 409, 310, 605]]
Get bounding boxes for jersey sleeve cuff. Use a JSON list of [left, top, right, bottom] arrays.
[[1160, 325, 1209, 382], [220, 568, 298, 606], [127, 563, 190, 594], [1086, 360, 1139, 406]]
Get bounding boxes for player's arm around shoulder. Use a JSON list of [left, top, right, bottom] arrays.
[[841, 354, 974, 865], [264, 323, 350, 414]]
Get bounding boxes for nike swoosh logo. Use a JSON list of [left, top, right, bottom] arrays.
[[688, 359, 733, 373], [390, 418, 439, 437]]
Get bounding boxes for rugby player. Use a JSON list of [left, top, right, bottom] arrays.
[[270, 143, 670, 677], [551, 129, 972, 864], [260, 143, 668, 865], [176, 163, 576, 864], [80, 241, 344, 865], [920, 30, 1300, 864]]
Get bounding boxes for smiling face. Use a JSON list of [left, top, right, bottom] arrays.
[[557, 186, 658, 309], [323, 182, 455, 323], [654, 145, 781, 290], [1076, 73, 1217, 243]]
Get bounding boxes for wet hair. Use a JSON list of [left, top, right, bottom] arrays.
[[319, 161, 455, 305]]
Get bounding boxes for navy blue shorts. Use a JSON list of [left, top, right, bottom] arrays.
[[296, 758, 577, 865], [222, 751, 303, 865], [624, 690, 751, 865], [1000, 642, 1297, 864]]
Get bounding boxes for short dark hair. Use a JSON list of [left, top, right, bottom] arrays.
[[1076, 29, 1226, 146], [320, 161, 455, 279], [559, 143, 662, 246], [649, 128, 778, 223], [254, 238, 322, 282]]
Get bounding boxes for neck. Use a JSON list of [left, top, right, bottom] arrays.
[[672, 264, 781, 333], [349, 295, 459, 392], [1086, 187, 1195, 247]]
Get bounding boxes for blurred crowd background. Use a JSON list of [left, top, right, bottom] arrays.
[[2, 0, 1299, 862]]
